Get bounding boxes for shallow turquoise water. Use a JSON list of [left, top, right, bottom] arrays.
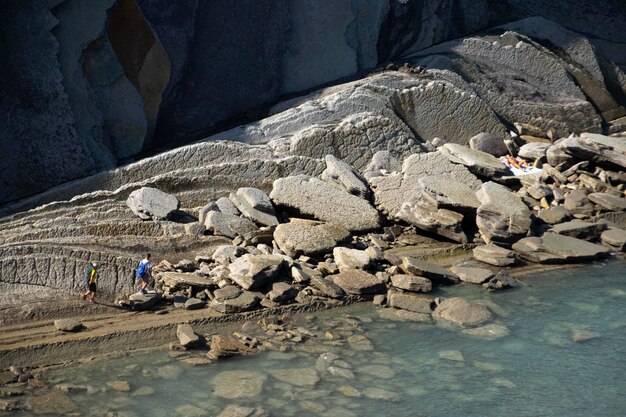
[[41, 261, 626, 416]]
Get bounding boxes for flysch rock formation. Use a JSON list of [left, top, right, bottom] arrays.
[[1, 15, 626, 313], [1, 1, 626, 205]]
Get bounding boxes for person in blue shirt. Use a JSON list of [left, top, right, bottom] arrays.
[[136, 253, 152, 294]]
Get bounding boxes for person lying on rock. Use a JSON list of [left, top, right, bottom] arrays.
[[80, 262, 98, 304], [136, 253, 152, 294]]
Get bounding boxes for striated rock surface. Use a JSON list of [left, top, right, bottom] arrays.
[[476, 182, 531, 244], [512, 233, 610, 263], [270, 176, 381, 232], [273, 220, 350, 258]]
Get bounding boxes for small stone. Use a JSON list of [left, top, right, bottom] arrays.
[[449, 266, 495, 284], [106, 380, 130, 392], [54, 318, 83, 332], [387, 292, 433, 313], [439, 350, 464, 362], [333, 247, 371, 271], [184, 298, 205, 310], [177, 324, 200, 348], [390, 274, 432, 292]]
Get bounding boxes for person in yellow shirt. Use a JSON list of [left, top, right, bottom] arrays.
[[80, 262, 98, 304]]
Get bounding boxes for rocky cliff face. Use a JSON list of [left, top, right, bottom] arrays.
[[1, 0, 626, 205]]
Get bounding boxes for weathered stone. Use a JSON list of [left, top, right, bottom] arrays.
[[400, 257, 459, 284], [270, 368, 319, 387], [213, 285, 242, 301], [216, 197, 241, 216], [370, 152, 482, 220], [204, 211, 259, 239], [212, 245, 248, 265], [518, 143, 550, 160], [177, 324, 200, 348], [449, 266, 495, 284], [126, 187, 180, 220], [158, 272, 213, 289], [434, 297, 493, 327], [472, 244, 516, 266], [198, 202, 219, 225], [212, 371, 266, 399], [538, 206, 572, 225], [184, 298, 205, 310], [208, 335, 256, 360], [559, 133, 626, 170], [55, 383, 89, 394], [468, 132, 508, 157], [229, 188, 278, 227], [228, 254, 286, 290], [564, 189, 595, 218], [270, 175, 381, 232], [601, 227, 626, 251], [54, 318, 83, 332], [310, 277, 346, 298], [321, 154, 371, 199], [482, 270, 515, 290], [387, 291, 433, 313], [333, 247, 371, 271], [396, 197, 468, 243], [389, 274, 432, 292], [128, 292, 162, 311], [273, 219, 350, 257], [440, 143, 509, 178], [550, 220, 607, 240], [417, 175, 481, 212], [28, 390, 77, 414], [210, 291, 260, 314], [588, 193, 626, 211], [268, 282, 298, 303], [217, 405, 262, 417], [106, 380, 130, 392], [363, 150, 399, 180], [512, 233, 610, 263], [476, 182, 532, 244], [377, 308, 432, 322], [331, 270, 385, 295]]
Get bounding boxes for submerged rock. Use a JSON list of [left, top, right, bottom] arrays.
[[434, 297, 493, 327], [208, 335, 256, 360], [212, 371, 266, 399]]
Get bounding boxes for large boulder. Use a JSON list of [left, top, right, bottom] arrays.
[[273, 219, 350, 257], [439, 143, 509, 178], [320, 155, 371, 199], [158, 272, 213, 290], [389, 274, 432, 292], [204, 211, 259, 239], [512, 232, 611, 263], [270, 175, 382, 232], [559, 134, 626, 170], [396, 198, 467, 243], [370, 152, 482, 219], [468, 132, 508, 157], [229, 188, 279, 227], [417, 176, 481, 213], [210, 291, 260, 314], [387, 292, 434, 313], [433, 297, 493, 327], [588, 193, 626, 212], [310, 277, 346, 299], [518, 143, 550, 161], [550, 220, 607, 241], [472, 244, 516, 266], [126, 187, 180, 220], [333, 247, 371, 271], [476, 182, 531, 244], [563, 190, 595, 218], [228, 254, 286, 291], [331, 270, 386, 295]]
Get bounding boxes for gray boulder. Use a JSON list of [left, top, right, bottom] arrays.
[[184, 298, 205, 310], [158, 272, 213, 290], [228, 254, 286, 290], [396, 198, 467, 243], [449, 266, 495, 284], [331, 270, 386, 295], [216, 197, 241, 216], [564, 190, 595, 218], [476, 182, 531, 244], [126, 187, 180, 220], [468, 132, 508, 157], [550, 220, 607, 241], [538, 206, 571, 225], [212, 245, 248, 265], [482, 270, 516, 291], [387, 292, 434, 313], [270, 175, 382, 232], [229, 188, 278, 227], [417, 175, 481, 212], [268, 282, 298, 303], [176, 324, 200, 348], [204, 211, 259, 239], [588, 193, 626, 211], [320, 154, 371, 199], [439, 143, 509, 178], [128, 292, 162, 311], [273, 219, 350, 257], [518, 143, 550, 161], [601, 227, 626, 251], [210, 291, 260, 314], [333, 247, 371, 271], [389, 274, 432, 292], [213, 286, 243, 302], [433, 297, 493, 327], [54, 319, 83, 332], [512, 232, 610, 263], [400, 257, 459, 285], [559, 133, 626, 170], [472, 244, 516, 266], [310, 276, 346, 299]]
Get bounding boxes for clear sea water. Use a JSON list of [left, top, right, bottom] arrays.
[[36, 261, 626, 416]]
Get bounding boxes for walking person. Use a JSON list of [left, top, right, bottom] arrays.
[[81, 262, 98, 303], [136, 253, 152, 294]]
